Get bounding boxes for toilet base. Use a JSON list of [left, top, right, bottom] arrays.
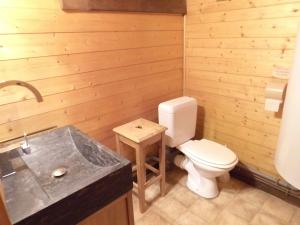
[[186, 174, 219, 198], [174, 155, 236, 199], [177, 156, 219, 198]]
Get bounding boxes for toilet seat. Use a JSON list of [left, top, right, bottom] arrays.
[[178, 139, 238, 169]]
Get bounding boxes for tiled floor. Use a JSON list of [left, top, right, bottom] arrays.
[[133, 168, 300, 225]]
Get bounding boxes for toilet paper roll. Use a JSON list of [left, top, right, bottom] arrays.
[[265, 83, 285, 100], [265, 98, 282, 112], [265, 83, 285, 112]]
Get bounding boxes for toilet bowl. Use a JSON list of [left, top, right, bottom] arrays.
[[175, 139, 238, 198], [158, 96, 238, 198]]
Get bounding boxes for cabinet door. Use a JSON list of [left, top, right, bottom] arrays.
[[0, 181, 11, 225], [78, 192, 134, 225]]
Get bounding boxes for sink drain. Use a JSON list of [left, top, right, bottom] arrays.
[[51, 167, 67, 178]]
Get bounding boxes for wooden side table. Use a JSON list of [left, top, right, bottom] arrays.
[[113, 118, 167, 213]]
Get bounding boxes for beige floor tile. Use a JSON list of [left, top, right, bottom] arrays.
[[211, 190, 235, 208], [134, 168, 299, 225], [214, 209, 249, 225], [190, 198, 222, 223], [250, 212, 286, 225], [133, 182, 169, 214], [167, 167, 187, 186], [173, 211, 206, 225], [165, 182, 183, 196], [178, 176, 188, 186], [136, 210, 171, 225], [261, 196, 296, 223], [145, 183, 161, 203], [231, 178, 248, 189], [170, 185, 199, 207], [227, 197, 261, 222], [153, 194, 187, 223], [133, 195, 144, 221], [290, 208, 300, 225], [238, 187, 271, 207], [219, 178, 248, 195]]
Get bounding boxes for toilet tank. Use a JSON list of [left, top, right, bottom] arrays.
[[158, 96, 197, 147]]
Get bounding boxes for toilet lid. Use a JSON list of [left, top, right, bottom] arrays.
[[178, 139, 237, 167]]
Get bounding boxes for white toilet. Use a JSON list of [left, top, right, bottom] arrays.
[[159, 96, 238, 198]]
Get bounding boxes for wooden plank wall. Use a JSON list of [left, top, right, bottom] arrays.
[[0, 0, 183, 154], [185, 0, 300, 177]]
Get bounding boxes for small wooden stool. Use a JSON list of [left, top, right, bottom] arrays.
[[113, 118, 167, 213]]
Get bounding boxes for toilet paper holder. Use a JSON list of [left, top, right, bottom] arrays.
[[265, 83, 286, 112]]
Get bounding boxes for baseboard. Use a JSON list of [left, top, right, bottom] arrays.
[[230, 164, 300, 207]]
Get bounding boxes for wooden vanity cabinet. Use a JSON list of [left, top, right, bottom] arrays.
[[0, 182, 11, 225], [78, 191, 134, 225], [0, 189, 134, 225]]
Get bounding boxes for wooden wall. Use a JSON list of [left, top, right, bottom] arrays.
[[3, 0, 297, 178], [0, 0, 183, 152], [185, 0, 300, 177]]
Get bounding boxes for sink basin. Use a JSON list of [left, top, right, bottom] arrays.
[[70, 130, 119, 167], [20, 126, 121, 200], [1, 125, 132, 225]]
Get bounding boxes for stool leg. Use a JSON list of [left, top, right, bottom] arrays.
[[135, 145, 146, 213], [115, 134, 122, 155], [159, 133, 166, 196]]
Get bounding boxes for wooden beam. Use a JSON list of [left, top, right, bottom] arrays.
[[59, 0, 187, 14]]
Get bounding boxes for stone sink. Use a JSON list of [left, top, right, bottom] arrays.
[[1, 126, 132, 225]]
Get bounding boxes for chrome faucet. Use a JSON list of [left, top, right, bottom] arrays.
[[0, 80, 43, 154], [0, 80, 43, 102]]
